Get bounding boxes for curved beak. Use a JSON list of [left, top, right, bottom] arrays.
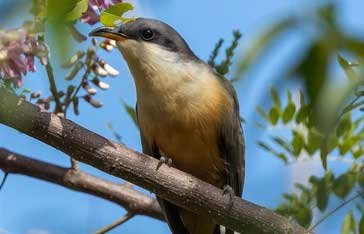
[[88, 27, 129, 41]]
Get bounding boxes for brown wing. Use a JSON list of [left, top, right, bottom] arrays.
[[217, 77, 245, 197]]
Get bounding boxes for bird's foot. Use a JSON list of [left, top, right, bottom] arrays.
[[223, 185, 235, 210], [156, 156, 173, 170]]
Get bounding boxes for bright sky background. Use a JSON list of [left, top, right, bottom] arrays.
[[0, 0, 364, 234]]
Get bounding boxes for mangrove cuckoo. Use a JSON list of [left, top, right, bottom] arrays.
[[89, 18, 245, 234]]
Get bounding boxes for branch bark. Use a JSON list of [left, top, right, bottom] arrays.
[[0, 88, 310, 234], [0, 147, 163, 221]]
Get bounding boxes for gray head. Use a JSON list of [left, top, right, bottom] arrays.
[[89, 18, 197, 60]]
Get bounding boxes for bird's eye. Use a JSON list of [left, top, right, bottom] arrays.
[[141, 29, 154, 40]]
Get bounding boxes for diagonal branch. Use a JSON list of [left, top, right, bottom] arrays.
[[95, 212, 135, 234], [0, 88, 310, 234], [0, 147, 163, 221]]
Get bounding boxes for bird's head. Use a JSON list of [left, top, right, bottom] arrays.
[[89, 18, 197, 66]]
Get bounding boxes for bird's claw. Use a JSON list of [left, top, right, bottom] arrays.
[[156, 156, 173, 170], [223, 185, 234, 210]]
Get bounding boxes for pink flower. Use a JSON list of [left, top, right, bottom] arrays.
[[0, 27, 49, 87], [0, 41, 27, 86], [25, 55, 35, 72], [81, 0, 123, 25]]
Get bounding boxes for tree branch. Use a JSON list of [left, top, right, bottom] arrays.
[[0, 88, 310, 234], [0, 147, 163, 221], [95, 212, 135, 234]]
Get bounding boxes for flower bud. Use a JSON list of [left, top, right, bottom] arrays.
[[62, 51, 85, 68], [92, 63, 108, 77], [92, 77, 110, 90], [84, 95, 103, 108], [92, 38, 98, 46], [31, 91, 41, 99], [65, 61, 83, 80], [98, 60, 119, 77], [99, 40, 113, 51], [82, 82, 97, 95], [73, 97, 79, 115]]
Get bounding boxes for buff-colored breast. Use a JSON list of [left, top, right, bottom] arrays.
[[137, 69, 232, 186]]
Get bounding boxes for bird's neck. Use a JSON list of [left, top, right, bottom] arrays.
[[124, 52, 202, 105]]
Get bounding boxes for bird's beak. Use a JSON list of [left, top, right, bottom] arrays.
[[88, 27, 129, 41]]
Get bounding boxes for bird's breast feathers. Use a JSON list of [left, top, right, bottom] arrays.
[[133, 50, 233, 185]]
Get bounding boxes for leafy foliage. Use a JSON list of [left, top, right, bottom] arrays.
[[256, 59, 364, 232], [100, 2, 135, 26], [209, 30, 242, 77]]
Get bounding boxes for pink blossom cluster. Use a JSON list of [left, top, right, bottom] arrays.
[[0, 28, 48, 87], [81, 0, 123, 25]]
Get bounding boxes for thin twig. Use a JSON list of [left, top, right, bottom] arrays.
[[64, 66, 90, 114], [38, 36, 63, 114], [63, 65, 91, 170], [336, 95, 361, 123], [95, 212, 135, 234], [309, 189, 364, 231], [208, 38, 224, 68], [0, 172, 8, 191]]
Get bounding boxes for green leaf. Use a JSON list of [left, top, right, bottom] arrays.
[[320, 141, 328, 170], [292, 131, 304, 157], [337, 116, 352, 137], [310, 171, 332, 211], [338, 54, 356, 81], [65, 0, 88, 21], [276, 153, 288, 163], [295, 41, 329, 105], [282, 102, 296, 123], [270, 86, 281, 110], [100, 2, 134, 27], [46, 0, 88, 21], [333, 172, 357, 198], [359, 214, 364, 234], [353, 148, 364, 159], [269, 107, 279, 125], [306, 129, 322, 154], [256, 106, 268, 120], [339, 137, 358, 155], [295, 183, 313, 204], [275, 203, 292, 216], [341, 211, 356, 234], [216, 30, 242, 76], [295, 105, 310, 124], [295, 206, 313, 228], [258, 141, 273, 152], [123, 101, 137, 126], [105, 122, 122, 143], [272, 136, 293, 154], [258, 141, 288, 163], [208, 39, 224, 68], [282, 193, 298, 202]]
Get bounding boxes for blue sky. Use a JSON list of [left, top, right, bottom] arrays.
[[0, 0, 364, 233]]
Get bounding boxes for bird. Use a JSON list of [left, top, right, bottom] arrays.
[[89, 18, 245, 234]]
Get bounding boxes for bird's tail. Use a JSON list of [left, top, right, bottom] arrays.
[[180, 210, 217, 234]]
